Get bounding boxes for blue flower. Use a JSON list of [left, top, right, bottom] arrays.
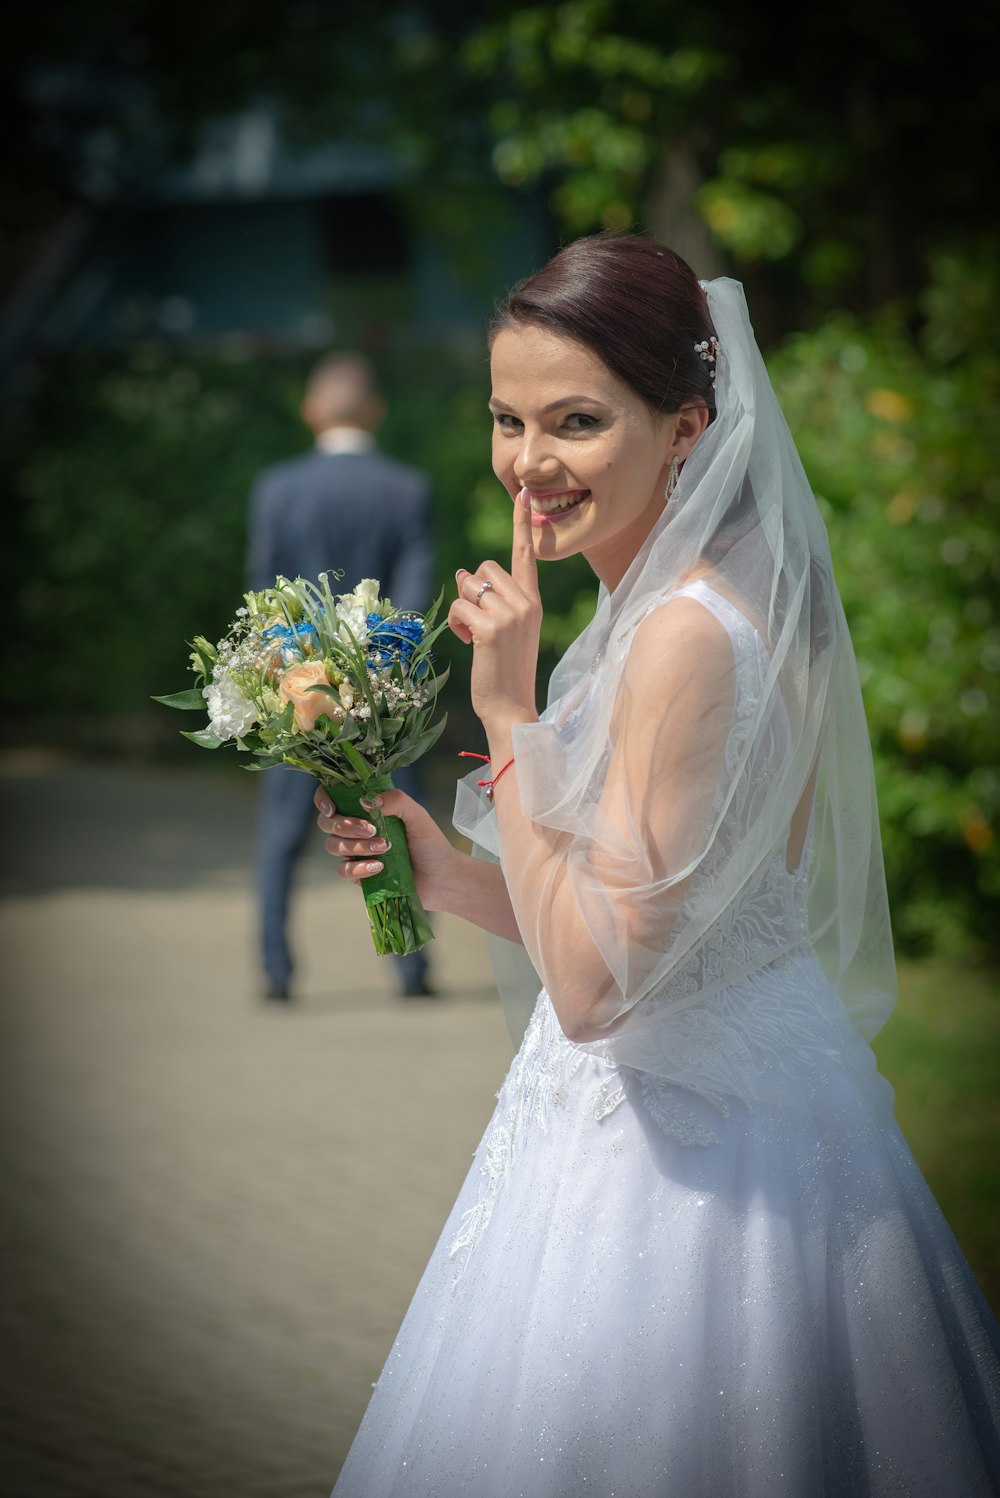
[[262, 620, 319, 663], [365, 613, 425, 669]]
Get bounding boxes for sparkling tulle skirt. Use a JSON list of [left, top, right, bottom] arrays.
[[332, 986, 1000, 1497]]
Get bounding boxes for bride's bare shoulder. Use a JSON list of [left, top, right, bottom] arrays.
[[625, 593, 733, 699]]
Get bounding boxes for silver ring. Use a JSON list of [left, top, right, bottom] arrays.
[[475, 581, 494, 605]]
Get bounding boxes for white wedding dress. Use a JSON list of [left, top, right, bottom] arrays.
[[332, 586, 1000, 1497]]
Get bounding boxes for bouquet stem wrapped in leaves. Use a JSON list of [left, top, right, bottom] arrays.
[[327, 776, 433, 954], [154, 574, 447, 957]]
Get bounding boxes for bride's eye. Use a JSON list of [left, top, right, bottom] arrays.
[[563, 412, 599, 431], [491, 412, 522, 433]]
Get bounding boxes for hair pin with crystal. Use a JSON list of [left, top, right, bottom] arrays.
[[694, 336, 720, 383]]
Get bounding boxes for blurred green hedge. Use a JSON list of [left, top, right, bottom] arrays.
[[769, 246, 1000, 959], [4, 247, 997, 957]]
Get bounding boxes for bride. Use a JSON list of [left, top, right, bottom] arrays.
[[316, 234, 1000, 1495]]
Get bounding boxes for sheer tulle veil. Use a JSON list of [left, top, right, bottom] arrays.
[[455, 273, 896, 1087]]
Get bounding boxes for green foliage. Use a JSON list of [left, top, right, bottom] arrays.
[[440, 1, 996, 314], [769, 244, 1000, 957], [874, 959, 1000, 1306], [698, 175, 802, 264], [462, 1, 725, 235], [4, 348, 302, 720]]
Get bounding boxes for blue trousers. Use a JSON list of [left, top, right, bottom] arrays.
[[255, 763, 429, 993]]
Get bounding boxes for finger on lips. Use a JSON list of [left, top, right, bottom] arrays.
[[511, 486, 541, 595]]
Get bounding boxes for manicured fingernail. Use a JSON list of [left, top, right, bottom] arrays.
[[319, 798, 332, 816], [364, 861, 383, 875], [369, 838, 389, 854], [517, 487, 531, 508]]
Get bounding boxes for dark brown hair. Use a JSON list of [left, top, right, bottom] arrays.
[[489, 233, 717, 420]]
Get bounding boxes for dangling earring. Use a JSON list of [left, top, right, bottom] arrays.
[[664, 455, 680, 502]]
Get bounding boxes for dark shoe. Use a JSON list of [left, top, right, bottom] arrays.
[[263, 981, 291, 1002], [399, 977, 437, 999]]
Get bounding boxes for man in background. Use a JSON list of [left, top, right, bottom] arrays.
[[246, 353, 435, 1002]]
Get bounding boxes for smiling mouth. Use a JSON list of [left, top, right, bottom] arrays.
[[526, 489, 590, 521]]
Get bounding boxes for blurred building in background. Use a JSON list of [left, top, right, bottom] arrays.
[[1, 99, 550, 376]]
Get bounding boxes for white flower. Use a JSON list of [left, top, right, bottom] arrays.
[[335, 577, 382, 644], [346, 578, 381, 613], [204, 670, 260, 741], [335, 602, 368, 643]]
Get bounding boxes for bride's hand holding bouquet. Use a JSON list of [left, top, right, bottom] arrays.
[[155, 574, 449, 957]]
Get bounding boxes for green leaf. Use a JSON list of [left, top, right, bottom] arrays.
[[180, 727, 224, 748], [421, 587, 446, 632], [243, 754, 287, 772], [419, 616, 451, 651], [313, 712, 343, 741], [387, 715, 448, 769], [338, 738, 375, 781], [151, 688, 205, 710]]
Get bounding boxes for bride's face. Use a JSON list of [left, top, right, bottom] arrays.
[[489, 323, 681, 589]]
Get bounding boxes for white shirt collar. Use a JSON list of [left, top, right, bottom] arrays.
[[315, 427, 376, 456]]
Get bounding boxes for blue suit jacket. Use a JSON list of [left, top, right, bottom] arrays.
[[245, 447, 434, 612]]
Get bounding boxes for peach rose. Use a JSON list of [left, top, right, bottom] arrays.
[[279, 660, 342, 733]]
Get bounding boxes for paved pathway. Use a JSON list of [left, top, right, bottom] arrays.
[[0, 755, 512, 1497]]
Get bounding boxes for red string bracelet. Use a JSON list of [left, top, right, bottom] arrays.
[[458, 750, 516, 801]]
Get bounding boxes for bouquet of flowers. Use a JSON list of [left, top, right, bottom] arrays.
[[155, 574, 447, 956]]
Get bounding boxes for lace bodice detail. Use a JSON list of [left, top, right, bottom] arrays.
[[564, 582, 813, 1019], [632, 580, 811, 982]]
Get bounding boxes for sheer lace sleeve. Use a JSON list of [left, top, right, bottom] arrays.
[[511, 592, 736, 1029]]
